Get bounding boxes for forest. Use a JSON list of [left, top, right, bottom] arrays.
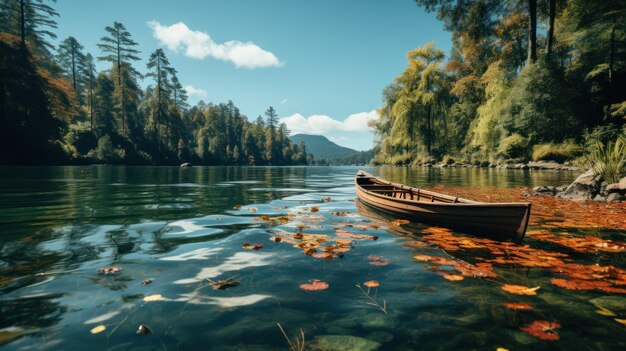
[[0, 0, 309, 166], [372, 0, 626, 166]]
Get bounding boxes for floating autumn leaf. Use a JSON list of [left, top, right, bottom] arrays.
[[259, 215, 271, 221], [595, 308, 616, 316], [233, 204, 241, 210], [143, 294, 163, 302], [322, 197, 332, 203], [141, 279, 152, 286], [90, 325, 106, 334], [242, 243, 263, 250], [502, 284, 540, 295], [208, 276, 240, 290], [368, 256, 391, 266], [364, 280, 380, 288], [331, 211, 350, 216], [413, 254, 432, 261], [615, 319, 626, 326], [310, 206, 319, 212], [390, 219, 410, 226], [502, 302, 533, 310], [496, 348, 509, 351], [520, 320, 561, 341], [299, 279, 329, 291], [98, 267, 121, 274], [248, 207, 258, 213], [442, 274, 464, 281]]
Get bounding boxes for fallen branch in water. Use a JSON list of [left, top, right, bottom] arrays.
[[355, 282, 393, 322]]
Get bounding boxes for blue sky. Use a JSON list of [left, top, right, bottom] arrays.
[[54, 0, 451, 150]]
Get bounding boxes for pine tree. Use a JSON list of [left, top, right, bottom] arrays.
[[57, 36, 85, 93], [97, 22, 141, 135], [145, 48, 176, 141]]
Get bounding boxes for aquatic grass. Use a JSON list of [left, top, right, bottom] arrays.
[[277, 323, 305, 351], [578, 134, 626, 183]]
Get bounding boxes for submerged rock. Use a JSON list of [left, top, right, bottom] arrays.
[[311, 335, 381, 351], [366, 331, 394, 344]]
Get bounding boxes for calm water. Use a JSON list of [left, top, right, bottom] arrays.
[[0, 166, 623, 350]]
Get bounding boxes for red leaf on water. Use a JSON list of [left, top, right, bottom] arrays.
[[299, 279, 329, 291], [520, 320, 561, 341]]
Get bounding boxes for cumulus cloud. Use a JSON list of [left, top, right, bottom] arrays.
[[279, 110, 379, 135], [184, 85, 207, 98], [148, 21, 283, 69]]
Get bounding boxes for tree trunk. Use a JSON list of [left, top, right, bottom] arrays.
[[19, 0, 26, 48], [89, 74, 94, 131], [609, 15, 616, 88], [427, 104, 432, 155], [546, 0, 556, 56], [121, 69, 126, 136], [71, 51, 76, 91], [527, 0, 537, 65], [0, 77, 6, 124]]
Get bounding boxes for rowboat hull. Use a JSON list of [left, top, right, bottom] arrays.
[[355, 171, 531, 242]]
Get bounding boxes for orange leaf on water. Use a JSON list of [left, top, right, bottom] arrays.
[[502, 302, 533, 310], [310, 206, 319, 212], [520, 320, 561, 341], [299, 279, 329, 291], [442, 274, 464, 281], [363, 280, 380, 288], [502, 284, 540, 295], [390, 219, 410, 226], [413, 254, 432, 261]]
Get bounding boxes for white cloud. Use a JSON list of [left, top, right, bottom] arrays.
[[148, 21, 283, 69], [184, 84, 207, 98], [279, 109, 379, 135]]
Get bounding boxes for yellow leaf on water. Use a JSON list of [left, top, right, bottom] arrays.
[[596, 308, 616, 317], [496, 348, 509, 351], [90, 325, 106, 334], [143, 294, 163, 302], [615, 318, 626, 326]]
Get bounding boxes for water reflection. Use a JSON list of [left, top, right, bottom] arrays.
[[6, 166, 623, 351]]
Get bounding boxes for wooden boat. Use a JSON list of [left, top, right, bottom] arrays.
[[355, 170, 531, 242]]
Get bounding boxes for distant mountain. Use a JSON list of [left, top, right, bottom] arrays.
[[289, 134, 358, 160]]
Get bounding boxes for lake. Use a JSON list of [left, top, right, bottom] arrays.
[[1, 166, 624, 350]]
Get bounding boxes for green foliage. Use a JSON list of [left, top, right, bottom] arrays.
[[500, 59, 580, 143], [496, 133, 529, 160], [95, 135, 114, 161], [442, 155, 455, 165], [532, 141, 583, 162], [578, 132, 626, 183]]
